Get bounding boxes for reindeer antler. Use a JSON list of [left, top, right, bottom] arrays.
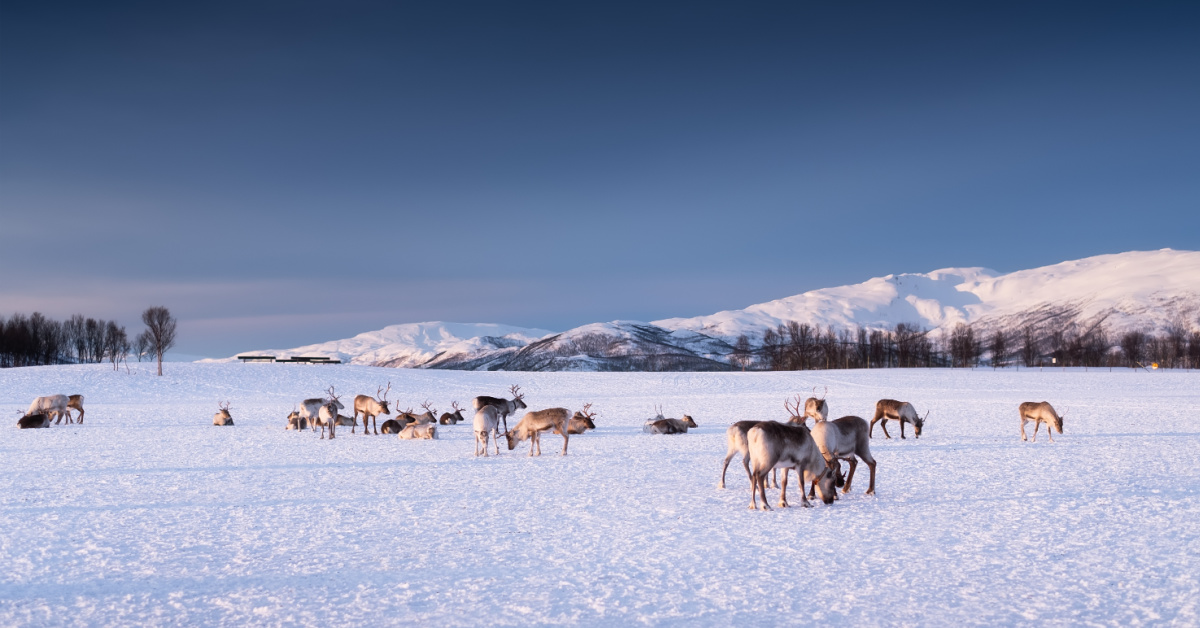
[[785, 396, 802, 417], [326, 385, 340, 401], [812, 385, 828, 401], [451, 400, 462, 412], [510, 384, 523, 399], [581, 403, 597, 419], [381, 381, 391, 401], [421, 400, 435, 414], [219, 401, 232, 411]]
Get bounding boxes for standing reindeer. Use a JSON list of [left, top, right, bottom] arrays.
[[66, 395, 85, 424], [747, 422, 839, 510], [723, 397, 809, 490], [803, 386, 830, 424], [28, 395, 70, 425], [353, 382, 391, 435], [472, 385, 526, 436], [811, 416, 877, 496], [643, 406, 697, 434], [506, 407, 571, 456], [439, 401, 467, 425], [473, 405, 502, 456], [553, 403, 597, 435], [212, 401, 234, 426], [869, 399, 926, 439], [1018, 401, 1065, 442], [299, 386, 344, 439]]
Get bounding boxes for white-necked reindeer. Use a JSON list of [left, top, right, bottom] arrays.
[[28, 395, 69, 425], [553, 403, 597, 435], [869, 399, 926, 439], [398, 423, 438, 440], [747, 422, 839, 510], [506, 407, 571, 456], [472, 385, 527, 435], [722, 397, 807, 490], [811, 416, 877, 496], [804, 386, 830, 424], [473, 405, 502, 456], [643, 405, 697, 434], [213, 401, 234, 426], [300, 386, 344, 439], [439, 401, 467, 425], [353, 382, 391, 435], [1018, 401, 1065, 443]]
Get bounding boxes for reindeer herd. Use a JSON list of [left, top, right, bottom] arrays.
[[15, 382, 1068, 511]]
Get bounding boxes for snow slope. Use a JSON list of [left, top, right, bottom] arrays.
[[2, 363, 1199, 625], [656, 249, 1200, 341]]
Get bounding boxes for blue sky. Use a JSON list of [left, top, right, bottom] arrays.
[[2, 2, 1198, 356]]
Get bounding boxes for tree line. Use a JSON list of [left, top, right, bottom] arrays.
[[731, 316, 1200, 371], [0, 307, 178, 375]]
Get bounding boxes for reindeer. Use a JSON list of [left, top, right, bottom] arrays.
[[506, 407, 571, 456], [869, 399, 926, 439], [722, 397, 807, 489], [643, 405, 697, 434], [17, 412, 52, 429], [811, 416, 877, 496], [472, 385, 526, 435], [286, 411, 308, 431], [747, 421, 839, 510], [66, 395, 85, 424], [399, 401, 438, 426], [439, 401, 467, 425], [213, 401, 234, 426], [804, 386, 830, 424], [473, 405, 502, 456], [28, 395, 70, 425], [299, 386, 344, 439], [1019, 401, 1065, 443], [398, 423, 438, 440], [352, 382, 391, 435], [553, 403, 597, 435]]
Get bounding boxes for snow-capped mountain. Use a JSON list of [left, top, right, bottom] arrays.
[[217, 250, 1200, 370]]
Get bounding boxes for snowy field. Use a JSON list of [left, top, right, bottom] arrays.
[[2, 363, 1198, 626]]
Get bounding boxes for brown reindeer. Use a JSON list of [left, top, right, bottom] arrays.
[[643, 406, 697, 434], [869, 399, 926, 439], [811, 416, 877, 496], [506, 407, 571, 456], [472, 385, 527, 435], [352, 382, 391, 435], [399, 401, 438, 425], [1019, 401, 1065, 442], [67, 395, 85, 424], [212, 401, 234, 426], [747, 421, 839, 510], [553, 403, 597, 435], [439, 401, 467, 425]]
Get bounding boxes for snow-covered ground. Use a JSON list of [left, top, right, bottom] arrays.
[[2, 363, 1198, 625]]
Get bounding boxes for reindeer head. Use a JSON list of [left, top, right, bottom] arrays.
[[510, 385, 527, 410], [1054, 407, 1066, 433], [575, 403, 598, 429], [420, 400, 437, 419], [451, 401, 463, 417], [505, 429, 519, 451], [377, 382, 392, 414], [913, 410, 928, 438], [326, 386, 344, 411], [785, 396, 805, 425], [681, 414, 698, 428], [814, 460, 840, 505], [217, 401, 232, 414]]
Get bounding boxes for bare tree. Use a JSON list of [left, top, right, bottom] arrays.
[[731, 334, 752, 371], [140, 306, 177, 376], [990, 329, 1008, 368], [1119, 331, 1146, 368]]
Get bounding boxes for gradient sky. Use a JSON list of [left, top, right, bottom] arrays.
[[3, 1, 1198, 357]]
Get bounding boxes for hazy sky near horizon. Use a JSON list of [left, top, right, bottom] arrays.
[[3, 2, 1199, 356]]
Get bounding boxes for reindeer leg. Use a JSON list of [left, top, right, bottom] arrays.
[[900, 421, 906, 439], [1046, 422, 1054, 443], [843, 458, 858, 494], [1020, 416, 1028, 441], [720, 451, 736, 489], [881, 419, 892, 439], [778, 468, 790, 508], [869, 417, 879, 438], [749, 472, 760, 510], [865, 458, 876, 495], [1032, 421, 1040, 443]]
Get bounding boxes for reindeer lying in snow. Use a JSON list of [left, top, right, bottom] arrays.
[[747, 422, 840, 510], [398, 423, 438, 440], [1018, 401, 1065, 443], [439, 401, 467, 425], [506, 408, 571, 456], [286, 411, 308, 431], [869, 399, 926, 439], [643, 406, 697, 434], [212, 401, 234, 426], [18, 412, 52, 429]]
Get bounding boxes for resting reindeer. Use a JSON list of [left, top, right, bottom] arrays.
[[869, 399, 926, 439], [1018, 401, 1065, 443], [28, 395, 70, 426], [473, 405, 502, 456], [747, 422, 839, 510], [811, 416, 877, 496], [398, 423, 438, 440], [353, 382, 391, 435], [379, 416, 405, 434], [18, 412, 52, 429], [553, 403, 597, 435], [506, 407, 571, 456], [66, 395, 85, 424], [212, 401, 234, 426], [643, 406, 697, 434], [299, 386, 344, 439], [286, 411, 308, 431], [439, 401, 467, 425], [473, 385, 526, 436], [398, 401, 438, 426]]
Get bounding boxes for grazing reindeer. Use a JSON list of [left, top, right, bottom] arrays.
[[398, 423, 438, 440], [28, 395, 70, 425], [67, 395, 85, 424], [811, 416, 877, 496], [747, 422, 839, 510], [869, 399, 926, 439], [1019, 401, 1066, 443], [300, 386, 344, 439], [18, 412, 52, 429], [286, 411, 308, 431], [473, 405, 502, 456], [439, 401, 467, 425], [212, 401, 234, 426], [804, 386, 830, 424], [352, 382, 391, 435], [553, 403, 597, 435], [473, 385, 527, 436], [724, 397, 807, 489], [643, 406, 697, 434], [506, 407, 571, 456]]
